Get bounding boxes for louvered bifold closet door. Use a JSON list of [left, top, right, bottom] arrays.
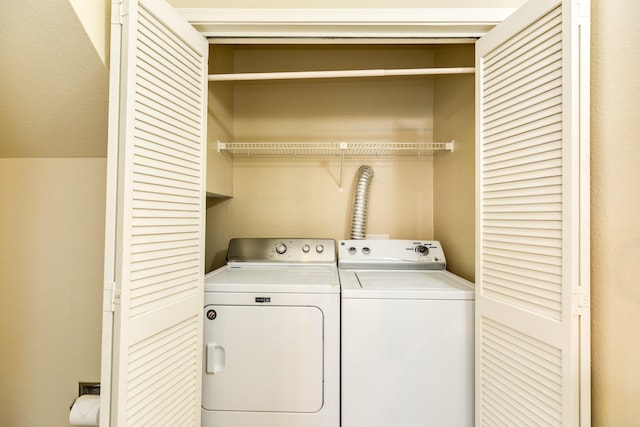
[[101, 0, 208, 425], [475, 0, 590, 426]]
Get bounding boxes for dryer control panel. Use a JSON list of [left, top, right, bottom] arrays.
[[227, 238, 336, 264], [338, 240, 447, 270]]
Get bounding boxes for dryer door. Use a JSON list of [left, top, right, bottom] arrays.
[[202, 304, 324, 412]]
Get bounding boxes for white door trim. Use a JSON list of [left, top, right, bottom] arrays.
[[179, 8, 516, 40]]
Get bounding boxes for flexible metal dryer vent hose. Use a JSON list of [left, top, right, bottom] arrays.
[[350, 165, 374, 240]]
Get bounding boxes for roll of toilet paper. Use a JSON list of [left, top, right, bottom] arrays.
[[69, 394, 100, 426]]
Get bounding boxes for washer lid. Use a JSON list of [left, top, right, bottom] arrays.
[[205, 265, 340, 294], [340, 270, 474, 300]]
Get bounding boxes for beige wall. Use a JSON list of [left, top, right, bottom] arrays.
[[206, 45, 235, 198], [0, 158, 106, 427], [590, 0, 640, 423], [206, 159, 434, 270], [1, 0, 109, 158], [204, 45, 438, 271], [433, 45, 476, 282]]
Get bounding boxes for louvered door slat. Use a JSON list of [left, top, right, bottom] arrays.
[[484, 95, 561, 135], [138, 10, 201, 76], [484, 167, 563, 187], [476, 0, 590, 424], [135, 49, 201, 105], [135, 104, 200, 141], [485, 161, 562, 184], [484, 103, 562, 139], [130, 271, 199, 300], [131, 279, 199, 315], [127, 316, 199, 422], [483, 175, 561, 194], [480, 318, 563, 424], [134, 181, 200, 198], [136, 122, 202, 154], [484, 247, 561, 269], [135, 135, 200, 164], [484, 122, 561, 154], [484, 114, 562, 146], [482, 185, 562, 202], [483, 260, 560, 286], [483, 8, 561, 73], [102, 0, 207, 425], [484, 145, 561, 172], [134, 163, 199, 186], [484, 46, 562, 112], [136, 93, 200, 134], [484, 80, 561, 123], [131, 232, 200, 247], [137, 21, 201, 92], [483, 227, 561, 241], [137, 190, 202, 206], [484, 67, 563, 114], [134, 172, 200, 194], [483, 27, 562, 95], [136, 80, 201, 123], [481, 343, 561, 408], [482, 272, 560, 300], [485, 83, 562, 127]]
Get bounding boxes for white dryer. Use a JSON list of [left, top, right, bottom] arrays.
[[202, 238, 339, 427], [339, 239, 475, 427]]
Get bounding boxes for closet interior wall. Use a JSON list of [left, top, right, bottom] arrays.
[[433, 44, 476, 282], [205, 43, 475, 273]]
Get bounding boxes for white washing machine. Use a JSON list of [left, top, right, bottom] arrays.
[[202, 238, 340, 427], [338, 239, 475, 427]]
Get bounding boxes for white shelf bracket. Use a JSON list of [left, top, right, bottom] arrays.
[[338, 143, 348, 192]]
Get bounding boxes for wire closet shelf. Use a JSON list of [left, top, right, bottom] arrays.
[[217, 141, 455, 158]]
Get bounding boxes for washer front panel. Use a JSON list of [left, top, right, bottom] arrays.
[[341, 297, 474, 427]]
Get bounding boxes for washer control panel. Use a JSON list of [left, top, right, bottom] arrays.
[[338, 240, 447, 270], [227, 238, 335, 264]]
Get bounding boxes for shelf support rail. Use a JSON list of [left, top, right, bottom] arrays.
[[217, 141, 455, 156], [217, 140, 454, 191]]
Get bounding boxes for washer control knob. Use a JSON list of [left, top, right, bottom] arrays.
[[415, 245, 429, 255], [362, 247, 371, 255], [302, 244, 310, 253], [275, 243, 287, 254], [316, 244, 324, 253], [348, 246, 357, 255]]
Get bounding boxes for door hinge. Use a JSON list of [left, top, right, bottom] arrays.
[[572, 286, 590, 315], [111, 0, 130, 25], [103, 281, 121, 312], [573, 0, 590, 25]]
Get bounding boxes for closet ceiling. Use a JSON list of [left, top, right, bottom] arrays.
[[0, 0, 109, 157]]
